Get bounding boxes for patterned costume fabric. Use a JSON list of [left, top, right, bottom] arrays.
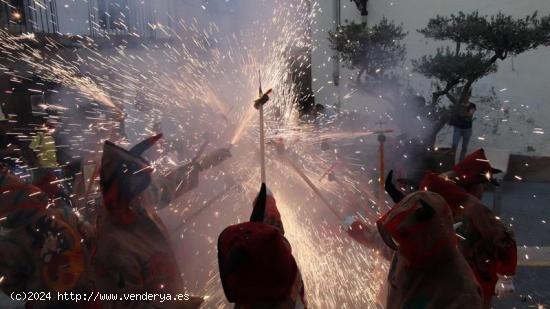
[[377, 191, 483, 309], [419, 173, 517, 307], [0, 169, 100, 309]]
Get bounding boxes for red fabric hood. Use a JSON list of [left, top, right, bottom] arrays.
[[217, 222, 298, 303], [452, 149, 501, 186], [376, 191, 457, 267], [99, 138, 156, 225]]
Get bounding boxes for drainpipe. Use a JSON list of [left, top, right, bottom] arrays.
[[361, 0, 368, 24], [333, 0, 342, 115], [333, 0, 341, 87]]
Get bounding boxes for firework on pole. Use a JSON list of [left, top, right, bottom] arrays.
[[253, 70, 272, 184]]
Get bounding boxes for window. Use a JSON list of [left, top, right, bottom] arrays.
[[97, 0, 130, 32]]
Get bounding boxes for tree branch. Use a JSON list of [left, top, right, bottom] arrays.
[[459, 79, 475, 105], [446, 93, 458, 105], [431, 79, 460, 105], [489, 53, 501, 64]]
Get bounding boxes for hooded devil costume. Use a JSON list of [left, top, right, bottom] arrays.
[[0, 167, 99, 309], [218, 184, 306, 309], [377, 190, 483, 309], [418, 173, 517, 307], [441, 149, 502, 199], [92, 134, 229, 309]]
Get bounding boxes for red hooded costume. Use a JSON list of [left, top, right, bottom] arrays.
[[447, 149, 502, 198], [92, 135, 203, 309], [377, 191, 483, 309], [419, 173, 517, 307], [218, 184, 306, 308]]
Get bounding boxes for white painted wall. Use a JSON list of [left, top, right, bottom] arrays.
[[311, 0, 362, 110], [312, 0, 550, 155]]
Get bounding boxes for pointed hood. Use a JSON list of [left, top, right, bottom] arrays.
[[99, 135, 160, 225], [250, 183, 267, 222], [452, 149, 502, 186], [129, 133, 163, 157], [251, 184, 284, 234], [217, 183, 297, 303]]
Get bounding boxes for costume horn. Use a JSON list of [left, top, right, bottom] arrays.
[[129, 133, 163, 156], [385, 170, 405, 203], [415, 199, 435, 221], [249, 183, 267, 222]]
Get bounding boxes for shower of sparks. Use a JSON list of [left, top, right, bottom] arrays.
[[0, 0, 388, 307]]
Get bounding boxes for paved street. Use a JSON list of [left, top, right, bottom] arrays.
[[491, 182, 550, 308]]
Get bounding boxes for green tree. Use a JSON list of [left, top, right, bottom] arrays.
[[329, 18, 406, 91], [413, 11, 550, 146], [329, 18, 429, 133]]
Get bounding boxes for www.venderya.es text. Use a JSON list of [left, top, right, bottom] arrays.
[[10, 291, 191, 303]]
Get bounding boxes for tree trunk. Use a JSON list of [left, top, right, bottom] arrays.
[[431, 79, 459, 106], [458, 79, 475, 106], [426, 116, 448, 149], [356, 68, 365, 86]]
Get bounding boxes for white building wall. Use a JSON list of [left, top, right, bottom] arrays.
[[311, 0, 362, 110], [312, 0, 550, 155]]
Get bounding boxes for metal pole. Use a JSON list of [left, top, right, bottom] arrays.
[[378, 133, 385, 207], [376, 120, 388, 208], [173, 184, 239, 231], [283, 154, 341, 220], [259, 104, 266, 183], [255, 70, 270, 184]]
